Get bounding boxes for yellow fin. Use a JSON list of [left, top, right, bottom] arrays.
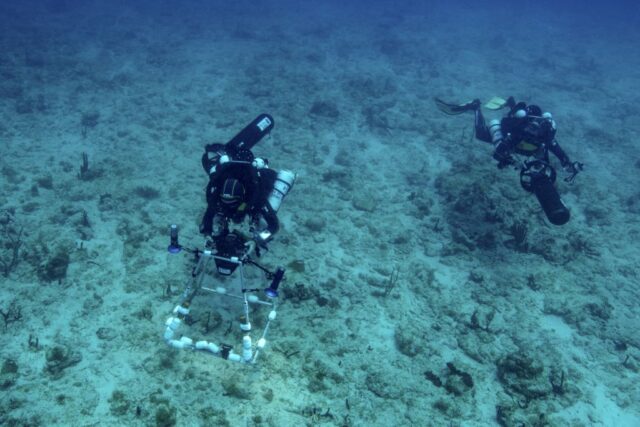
[[485, 96, 508, 110]]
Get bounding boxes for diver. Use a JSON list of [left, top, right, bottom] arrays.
[[435, 97, 583, 225], [199, 114, 295, 256], [162, 114, 293, 364]]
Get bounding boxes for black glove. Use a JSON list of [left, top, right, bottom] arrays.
[[494, 152, 514, 169], [563, 161, 584, 182], [253, 230, 271, 248], [497, 156, 515, 169], [493, 143, 513, 169], [562, 161, 577, 174]]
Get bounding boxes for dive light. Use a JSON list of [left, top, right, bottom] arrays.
[[168, 224, 182, 254], [265, 267, 285, 298]]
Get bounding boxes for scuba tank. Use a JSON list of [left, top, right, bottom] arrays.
[[267, 170, 296, 213], [202, 114, 274, 173], [489, 119, 511, 159], [520, 160, 570, 226], [225, 113, 274, 158], [254, 170, 296, 240], [489, 119, 503, 145]]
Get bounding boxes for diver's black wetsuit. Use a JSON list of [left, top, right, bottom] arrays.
[[474, 102, 572, 168], [200, 161, 279, 237], [434, 97, 581, 225]]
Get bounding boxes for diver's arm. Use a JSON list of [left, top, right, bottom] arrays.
[[550, 139, 583, 179], [250, 168, 279, 239], [245, 207, 278, 258], [549, 139, 571, 167], [492, 133, 515, 168], [252, 204, 279, 243], [491, 117, 521, 167], [261, 205, 279, 236], [200, 179, 223, 235]]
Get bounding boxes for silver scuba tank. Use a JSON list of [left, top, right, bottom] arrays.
[[489, 119, 503, 145], [268, 170, 296, 212]]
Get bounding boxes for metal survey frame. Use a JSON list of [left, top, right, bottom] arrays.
[[163, 236, 282, 364]]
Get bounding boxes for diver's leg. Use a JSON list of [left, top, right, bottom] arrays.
[[435, 98, 481, 115], [474, 107, 492, 143], [200, 207, 214, 235]]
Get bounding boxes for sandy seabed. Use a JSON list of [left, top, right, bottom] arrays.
[[1, 2, 639, 426]]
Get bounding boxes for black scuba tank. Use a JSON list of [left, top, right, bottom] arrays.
[[531, 176, 570, 225], [225, 114, 274, 156], [520, 160, 570, 226]]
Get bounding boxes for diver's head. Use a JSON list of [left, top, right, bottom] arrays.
[[509, 102, 542, 119], [524, 112, 557, 141], [525, 104, 542, 117], [220, 178, 245, 209], [511, 103, 543, 119], [512, 103, 557, 136], [538, 115, 557, 139], [510, 101, 528, 118]]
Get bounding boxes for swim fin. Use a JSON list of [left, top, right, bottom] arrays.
[[485, 96, 508, 110], [434, 98, 480, 115]]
